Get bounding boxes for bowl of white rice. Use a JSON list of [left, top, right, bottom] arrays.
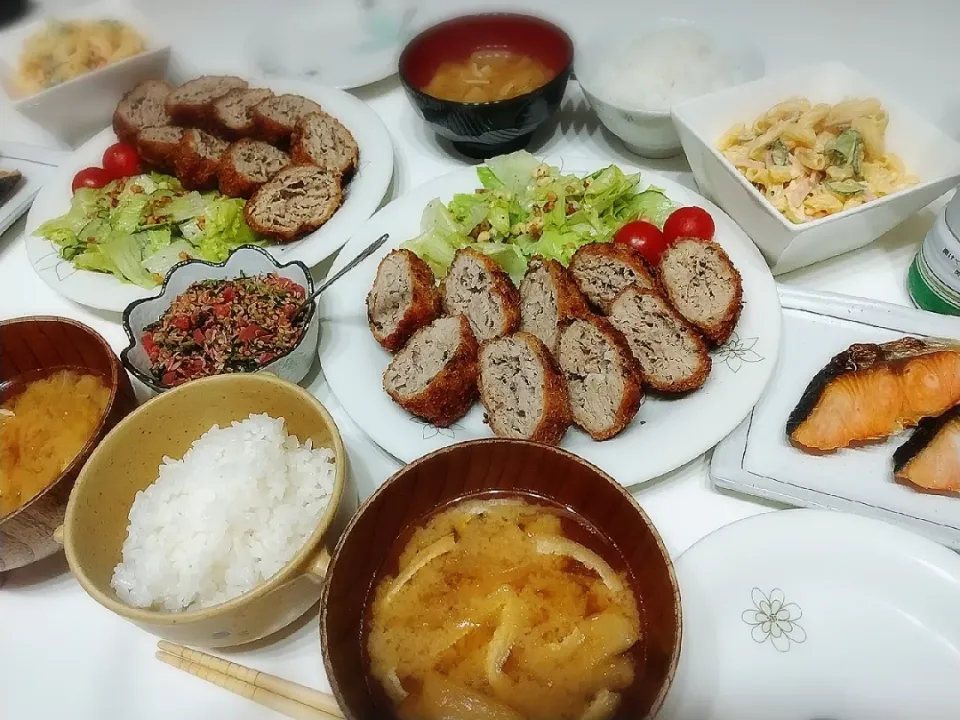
[[62, 372, 352, 649], [576, 17, 764, 158]]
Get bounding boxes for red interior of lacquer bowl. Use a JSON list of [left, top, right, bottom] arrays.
[[401, 14, 574, 91]]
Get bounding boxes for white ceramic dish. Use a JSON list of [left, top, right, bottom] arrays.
[[659, 509, 960, 720], [23, 76, 394, 312], [249, 1, 417, 89], [577, 17, 764, 159], [672, 61, 960, 275], [0, 0, 171, 147], [711, 286, 960, 549], [120, 246, 320, 395], [318, 157, 782, 487]]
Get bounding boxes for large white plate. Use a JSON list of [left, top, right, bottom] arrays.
[[24, 78, 394, 312], [659, 509, 960, 720], [711, 286, 960, 549], [319, 159, 782, 486]]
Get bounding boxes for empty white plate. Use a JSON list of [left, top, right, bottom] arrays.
[[249, 1, 417, 89], [660, 509, 960, 720]]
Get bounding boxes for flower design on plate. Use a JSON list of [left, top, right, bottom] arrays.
[[715, 332, 764, 373], [741, 588, 806, 652], [411, 417, 461, 441]]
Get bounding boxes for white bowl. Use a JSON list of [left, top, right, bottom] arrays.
[[576, 17, 764, 158], [120, 246, 320, 395], [0, 0, 171, 147], [672, 61, 960, 274]]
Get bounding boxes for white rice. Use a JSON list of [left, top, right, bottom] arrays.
[[110, 413, 336, 612], [590, 26, 740, 112]]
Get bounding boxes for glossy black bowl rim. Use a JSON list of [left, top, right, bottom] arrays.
[[398, 12, 575, 111], [119, 245, 316, 394]]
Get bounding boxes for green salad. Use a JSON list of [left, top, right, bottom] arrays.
[[35, 173, 261, 288], [403, 151, 676, 283]]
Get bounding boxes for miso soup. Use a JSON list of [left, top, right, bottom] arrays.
[[363, 493, 645, 720]]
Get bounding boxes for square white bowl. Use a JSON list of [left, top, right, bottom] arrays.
[[672, 61, 960, 275], [0, 0, 171, 147]]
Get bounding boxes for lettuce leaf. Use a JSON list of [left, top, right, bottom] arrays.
[[99, 232, 155, 288], [32, 172, 263, 287], [189, 197, 260, 262], [400, 151, 679, 278], [142, 240, 198, 277]]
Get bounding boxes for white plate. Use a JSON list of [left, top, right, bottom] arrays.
[[319, 158, 782, 486], [659, 509, 960, 720], [711, 286, 960, 549], [23, 77, 394, 312], [248, 2, 416, 89]]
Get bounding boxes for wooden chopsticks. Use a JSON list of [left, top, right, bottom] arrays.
[[156, 641, 344, 720]]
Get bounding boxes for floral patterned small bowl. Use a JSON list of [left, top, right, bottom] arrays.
[[120, 246, 320, 395]]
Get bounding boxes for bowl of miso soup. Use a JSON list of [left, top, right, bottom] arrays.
[[0, 316, 136, 571], [321, 439, 681, 720], [399, 13, 573, 158]]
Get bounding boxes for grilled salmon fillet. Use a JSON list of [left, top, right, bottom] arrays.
[[787, 337, 960, 452], [894, 406, 960, 493]]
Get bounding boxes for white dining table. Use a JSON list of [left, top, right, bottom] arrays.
[[1, 0, 958, 717]]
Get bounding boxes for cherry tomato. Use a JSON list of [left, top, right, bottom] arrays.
[[614, 220, 670, 265], [71, 167, 112, 192], [663, 206, 715, 243], [102, 142, 142, 180]]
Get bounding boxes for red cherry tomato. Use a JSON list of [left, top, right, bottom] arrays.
[[102, 142, 142, 180], [613, 220, 670, 265], [71, 167, 112, 192], [663, 206, 715, 243]]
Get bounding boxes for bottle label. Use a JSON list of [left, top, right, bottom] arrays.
[[915, 212, 960, 307]]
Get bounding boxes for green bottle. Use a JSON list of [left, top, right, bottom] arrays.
[[908, 194, 960, 316]]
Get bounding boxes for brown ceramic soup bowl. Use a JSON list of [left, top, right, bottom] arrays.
[[63, 373, 353, 648], [0, 316, 136, 572], [320, 439, 681, 720]]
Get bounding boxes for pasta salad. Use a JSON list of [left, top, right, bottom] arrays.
[[15, 19, 145, 96], [718, 97, 917, 224]]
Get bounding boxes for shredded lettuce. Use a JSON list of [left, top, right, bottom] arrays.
[[401, 151, 677, 280], [33, 173, 263, 288]]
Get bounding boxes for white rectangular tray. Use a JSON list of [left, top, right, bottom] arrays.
[[0, 143, 65, 237], [711, 286, 960, 549]]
